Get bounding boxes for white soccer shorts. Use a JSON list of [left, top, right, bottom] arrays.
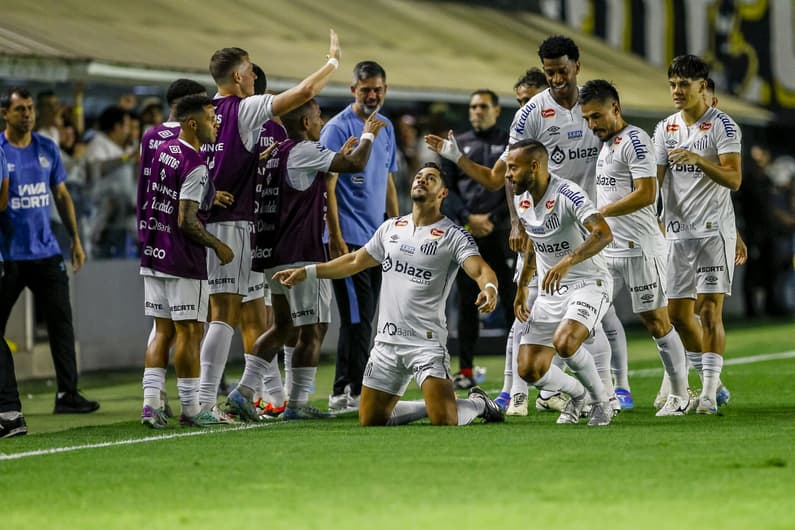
[[243, 271, 270, 305], [363, 340, 452, 397], [521, 279, 612, 348], [666, 234, 735, 299], [266, 262, 332, 326], [143, 276, 209, 322], [206, 220, 252, 296], [606, 254, 667, 312]]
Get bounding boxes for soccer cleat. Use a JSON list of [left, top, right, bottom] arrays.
[[180, 408, 231, 427], [328, 393, 349, 413], [283, 404, 336, 420], [556, 393, 586, 424], [468, 386, 504, 423], [207, 404, 235, 424], [54, 391, 100, 414], [535, 392, 568, 413], [609, 394, 622, 416], [655, 395, 689, 417], [0, 414, 27, 438], [141, 405, 168, 429], [696, 395, 718, 415], [614, 387, 634, 410], [685, 388, 700, 414], [452, 372, 476, 390], [507, 393, 529, 416], [653, 391, 667, 410], [260, 401, 286, 420], [494, 392, 511, 412], [716, 384, 731, 407], [161, 391, 174, 419], [226, 389, 261, 421], [587, 401, 613, 427]]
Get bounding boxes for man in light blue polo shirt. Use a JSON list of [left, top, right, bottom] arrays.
[[321, 61, 399, 412], [0, 87, 99, 424]]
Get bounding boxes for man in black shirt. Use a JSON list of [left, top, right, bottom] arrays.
[[441, 89, 514, 389]]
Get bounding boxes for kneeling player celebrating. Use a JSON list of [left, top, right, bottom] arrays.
[[274, 163, 504, 426], [508, 139, 615, 426]]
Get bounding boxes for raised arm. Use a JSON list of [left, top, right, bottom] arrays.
[[461, 255, 498, 313], [541, 213, 613, 294], [271, 30, 341, 116], [328, 112, 386, 173], [424, 131, 505, 191]]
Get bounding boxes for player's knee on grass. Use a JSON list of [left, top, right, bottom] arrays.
[[358, 387, 397, 427]]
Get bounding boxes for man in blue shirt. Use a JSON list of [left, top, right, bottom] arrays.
[[0, 87, 99, 428], [321, 61, 399, 412]]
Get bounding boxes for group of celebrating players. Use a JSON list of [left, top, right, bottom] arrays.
[[137, 30, 741, 429]]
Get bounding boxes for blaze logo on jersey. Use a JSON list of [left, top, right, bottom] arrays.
[[430, 228, 445, 239], [420, 240, 438, 255], [699, 122, 712, 131], [666, 124, 679, 132], [382, 255, 393, 272], [518, 199, 532, 211], [395, 219, 408, 227], [541, 109, 556, 118], [545, 199, 555, 210], [550, 146, 566, 164]]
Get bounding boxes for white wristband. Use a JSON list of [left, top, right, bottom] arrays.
[[305, 264, 317, 281], [360, 132, 375, 142], [484, 282, 498, 294], [327, 57, 340, 70]]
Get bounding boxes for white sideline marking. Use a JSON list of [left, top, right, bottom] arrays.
[[4, 351, 795, 462], [627, 350, 795, 378], [0, 421, 275, 462]]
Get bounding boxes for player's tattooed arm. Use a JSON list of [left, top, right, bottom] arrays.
[[541, 213, 612, 293], [178, 199, 234, 264]]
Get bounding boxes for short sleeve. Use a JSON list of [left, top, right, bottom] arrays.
[[652, 120, 669, 167], [624, 130, 657, 181], [714, 113, 742, 155], [363, 221, 390, 262], [320, 123, 348, 152], [180, 165, 209, 203], [451, 226, 480, 266]]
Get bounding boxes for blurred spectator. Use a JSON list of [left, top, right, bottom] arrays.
[[766, 155, 795, 314], [85, 105, 138, 258], [139, 97, 164, 133], [737, 145, 795, 316], [394, 113, 420, 213], [35, 90, 61, 145], [117, 93, 138, 112]]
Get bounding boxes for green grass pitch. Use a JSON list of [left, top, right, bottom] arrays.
[[2, 319, 794, 530]]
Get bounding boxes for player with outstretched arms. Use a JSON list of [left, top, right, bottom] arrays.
[[652, 55, 742, 415], [273, 163, 504, 426]]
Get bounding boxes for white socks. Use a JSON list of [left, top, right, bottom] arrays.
[[501, 322, 516, 394], [387, 400, 428, 426], [288, 367, 316, 406], [564, 346, 608, 404], [602, 305, 629, 389], [198, 321, 235, 405], [142, 367, 166, 408], [262, 357, 286, 405], [653, 328, 688, 398], [701, 352, 723, 400], [585, 326, 614, 398], [238, 354, 268, 399], [686, 350, 704, 381], [177, 377, 200, 418], [283, 346, 295, 395], [534, 363, 585, 399], [455, 398, 483, 425]]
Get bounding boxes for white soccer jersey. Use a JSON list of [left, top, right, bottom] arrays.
[[514, 175, 607, 283], [653, 106, 741, 240], [502, 88, 600, 199], [364, 215, 480, 347], [596, 125, 666, 258]]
